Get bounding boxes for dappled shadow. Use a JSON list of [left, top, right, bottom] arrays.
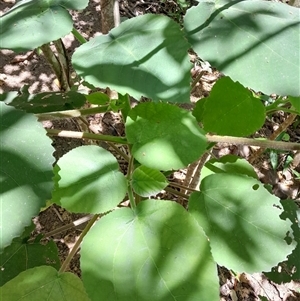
[[72, 14, 191, 103], [0, 103, 54, 249], [53, 157, 126, 214], [82, 200, 219, 300], [188, 175, 294, 273], [0, 0, 102, 94], [124, 102, 208, 170], [184, 0, 300, 95]]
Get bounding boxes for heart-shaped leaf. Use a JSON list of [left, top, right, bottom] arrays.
[[189, 173, 295, 273], [0, 266, 90, 301], [184, 0, 300, 96], [0, 0, 89, 52], [132, 165, 168, 197], [81, 200, 219, 301], [72, 14, 191, 102], [126, 102, 208, 170], [52, 145, 127, 214], [0, 102, 54, 252]]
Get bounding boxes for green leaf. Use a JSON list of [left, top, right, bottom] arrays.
[[265, 199, 300, 283], [0, 223, 60, 286], [200, 154, 258, 183], [81, 200, 219, 301], [189, 173, 295, 273], [52, 145, 127, 214], [0, 266, 91, 301], [192, 98, 206, 122], [86, 92, 110, 105], [184, 0, 300, 96], [132, 165, 168, 197], [0, 0, 89, 52], [72, 14, 191, 103], [288, 96, 300, 113], [1, 88, 86, 113], [126, 102, 208, 170], [0, 102, 54, 252], [200, 77, 266, 136]]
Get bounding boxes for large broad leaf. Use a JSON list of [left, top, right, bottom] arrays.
[[72, 14, 191, 103], [196, 77, 266, 136], [132, 165, 168, 197], [0, 223, 60, 286], [189, 173, 295, 273], [81, 200, 219, 301], [0, 266, 91, 301], [184, 0, 300, 96], [0, 87, 86, 114], [265, 199, 300, 283], [52, 145, 127, 214], [0, 102, 54, 252], [0, 0, 89, 52], [125, 102, 208, 170]]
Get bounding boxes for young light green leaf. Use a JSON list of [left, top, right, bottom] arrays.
[[199, 77, 265, 136], [0, 102, 54, 252], [0, 266, 91, 301], [184, 0, 300, 96], [0, 0, 89, 52], [189, 173, 295, 273], [0, 223, 60, 286], [81, 200, 219, 301], [52, 145, 127, 214], [86, 92, 110, 105], [200, 154, 258, 183], [72, 14, 191, 103], [132, 165, 168, 197], [126, 102, 208, 170]]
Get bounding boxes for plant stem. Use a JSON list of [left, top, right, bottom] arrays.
[[107, 142, 130, 162], [37, 106, 109, 121], [59, 214, 100, 274], [33, 214, 94, 240], [164, 187, 189, 199], [168, 181, 198, 193], [53, 39, 72, 88], [191, 70, 205, 93], [248, 113, 298, 164], [47, 129, 128, 144], [72, 28, 87, 44], [126, 156, 136, 209], [206, 134, 300, 151], [40, 42, 70, 91]]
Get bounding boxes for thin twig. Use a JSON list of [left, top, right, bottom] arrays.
[[248, 113, 298, 164], [47, 129, 128, 144], [207, 133, 300, 152], [59, 214, 100, 274], [42, 215, 94, 239]]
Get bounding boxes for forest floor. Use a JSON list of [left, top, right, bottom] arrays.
[[1, 0, 300, 300]]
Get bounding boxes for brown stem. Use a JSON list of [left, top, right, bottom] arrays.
[[59, 214, 100, 273], [247, 113, 298, 164]]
